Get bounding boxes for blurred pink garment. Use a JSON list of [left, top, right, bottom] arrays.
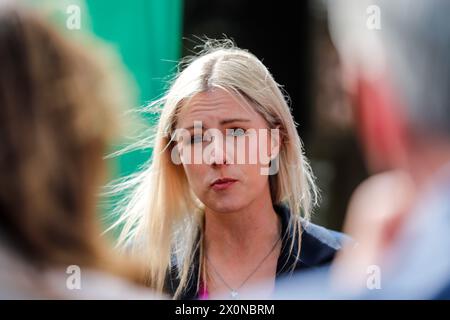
[[198, 281, 209, 300]]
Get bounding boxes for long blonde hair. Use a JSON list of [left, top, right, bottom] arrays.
[[110, 40, 319, 298]]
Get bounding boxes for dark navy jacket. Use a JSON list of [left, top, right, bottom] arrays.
[[165, 205, 349, 299]]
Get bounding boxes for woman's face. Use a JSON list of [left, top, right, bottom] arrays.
[[174, 89, 278, 213]]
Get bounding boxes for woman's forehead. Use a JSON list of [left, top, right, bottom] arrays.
[[177, 89, 259, 127]]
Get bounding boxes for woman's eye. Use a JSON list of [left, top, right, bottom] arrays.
[[190, 135, 203, 144], [190, 134, 212, 144], [228, 128, 246, 137]]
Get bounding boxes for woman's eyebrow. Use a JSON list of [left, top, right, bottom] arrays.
[[182, 118, 251, 131], [219, 118, 251, 125], [183, 124, 204, 131]]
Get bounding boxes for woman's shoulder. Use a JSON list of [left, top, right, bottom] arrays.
[[0, 238, 162, 299], [276, 220, 352, 277], [297, 221, 353, 269], [275, 203, 354, 274], [302, 221, 352, 251]]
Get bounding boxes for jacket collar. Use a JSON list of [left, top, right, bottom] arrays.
[[274, 204, 345, 275], [168, 204, 347, 299]]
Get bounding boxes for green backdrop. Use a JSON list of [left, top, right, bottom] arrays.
[[24, 0, 182, 234], [86, 0, 183, 176], [85, 0, 183, 233]]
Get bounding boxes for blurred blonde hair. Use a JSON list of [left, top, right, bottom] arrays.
[[0, 5, 142, 284], [110, 40, 319, 298]]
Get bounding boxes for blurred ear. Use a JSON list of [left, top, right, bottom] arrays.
[[353, 76, 409, 172]]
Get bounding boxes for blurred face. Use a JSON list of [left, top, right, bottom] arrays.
[[174, 89, 279, 213]]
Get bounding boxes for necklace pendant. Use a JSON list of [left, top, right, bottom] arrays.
[[230, 290, 239, 299]]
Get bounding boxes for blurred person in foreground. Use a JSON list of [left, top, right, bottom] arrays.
[[0, 3, 160, 299], [273, 0, 450, 299]]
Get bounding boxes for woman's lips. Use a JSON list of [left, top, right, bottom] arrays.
[[210, 178, 237, 191]]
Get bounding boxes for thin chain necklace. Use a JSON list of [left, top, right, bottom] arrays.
[[204, 235, 282, 299]]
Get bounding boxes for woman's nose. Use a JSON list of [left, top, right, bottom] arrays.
[[207, 137, 231, 166]]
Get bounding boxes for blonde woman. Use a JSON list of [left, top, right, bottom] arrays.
[[114, 41, 348, 299]]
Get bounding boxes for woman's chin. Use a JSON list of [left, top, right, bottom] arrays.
[[205, 200, 246, 214]]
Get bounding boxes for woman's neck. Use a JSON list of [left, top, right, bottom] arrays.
[[203, 189, 281, 257]]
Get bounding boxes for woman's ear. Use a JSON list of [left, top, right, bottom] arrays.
[[260, 125, 281, 176], [269, 125, 281, 160]]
